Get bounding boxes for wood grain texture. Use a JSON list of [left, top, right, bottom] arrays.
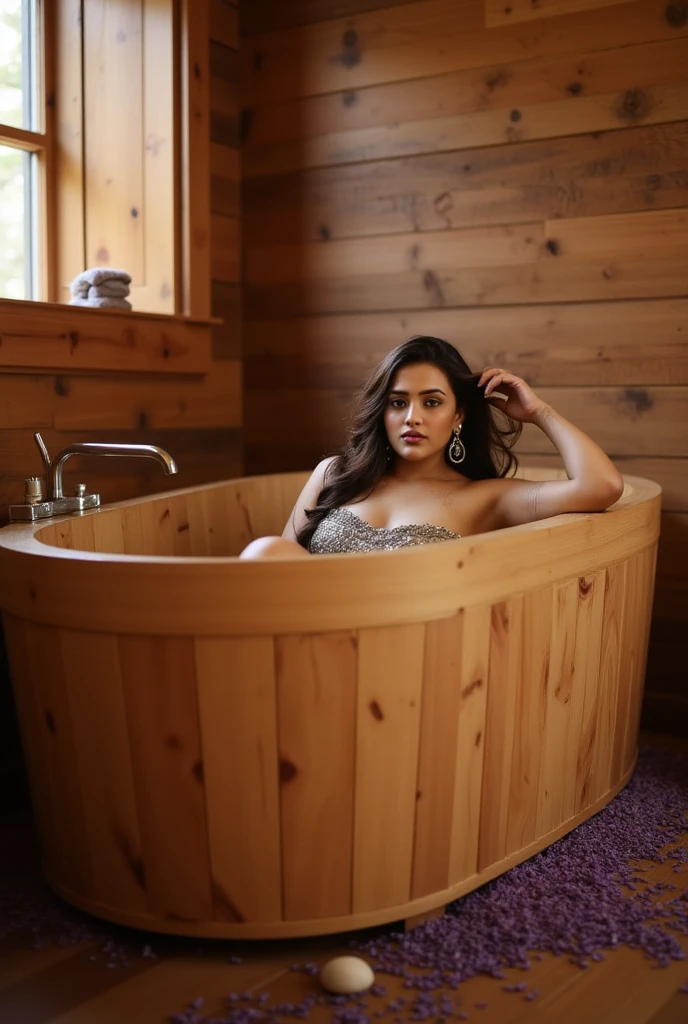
[[353, 623, 425, 912], [244, 299, 688, 388], [244, 74, 688, 176], [181, 0, 212, 317], [241, 0, 420, 34], [0, 472, 660, 938], [24, 621, 92, 896], [246, 386, 688, 457], [276, 631, 357, 919], [118, 636, 214, 922], [83, 1, 145, 283], [478, 597, 522, 872], [243, 37, 688, 150], [195, 636, 283, 922], [486, 0, 638, 28], [0, 362, 241, 432], [0, 301, 212, 374], [448, 604, 491, 884], [244, 122, 688, 244], [245, 210, 688, 316], [507, 586, 552, 851], [240, 0, 688, 104], [60, 629, 147, 912], [412, 610, 464, 898]]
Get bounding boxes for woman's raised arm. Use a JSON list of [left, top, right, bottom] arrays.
[[480, 368, 625, 529]]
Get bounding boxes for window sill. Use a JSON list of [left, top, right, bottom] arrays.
[[0, 298, 215, 375]]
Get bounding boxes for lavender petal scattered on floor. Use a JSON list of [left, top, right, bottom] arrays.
[[1, 746, 686, 1024]]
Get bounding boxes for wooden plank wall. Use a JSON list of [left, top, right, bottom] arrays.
[[239, 0, 688, 731], [0, 0, 242, 806]]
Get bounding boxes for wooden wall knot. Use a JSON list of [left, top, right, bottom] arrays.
[[617, 89, 651, 122], [369, 700, 384, 721], [665, 4, 688, 28], [331, 27, 361, 68], [279, 757, 298, 782]]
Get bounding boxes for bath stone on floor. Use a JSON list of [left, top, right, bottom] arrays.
[[320, 956, 376, 994]]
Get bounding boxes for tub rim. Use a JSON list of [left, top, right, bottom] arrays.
[[0, 471, 661, 635]]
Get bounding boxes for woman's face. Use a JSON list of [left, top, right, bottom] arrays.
[[383, 362, 463, 463]]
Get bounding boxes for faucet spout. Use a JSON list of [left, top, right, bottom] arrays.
[[50, 442, 178, 499]]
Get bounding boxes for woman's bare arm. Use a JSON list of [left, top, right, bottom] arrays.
[[478, 368, 624, 529]]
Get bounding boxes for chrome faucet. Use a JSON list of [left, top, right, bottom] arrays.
[[9, 432, 178, 522]]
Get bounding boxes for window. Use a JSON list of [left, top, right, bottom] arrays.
[[0, 0, 51, 301], [0, 0, 211, 324]]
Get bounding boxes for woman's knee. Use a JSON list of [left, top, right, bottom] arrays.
[[239, 536, 310, 560]]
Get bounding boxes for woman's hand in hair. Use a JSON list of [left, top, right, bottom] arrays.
[[478, 368, 547, 424]]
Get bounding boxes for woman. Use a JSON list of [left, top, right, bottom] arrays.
[[240, 336, 624, 559]]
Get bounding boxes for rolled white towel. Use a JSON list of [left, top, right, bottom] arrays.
[[69, 267, 132, 297], [69, 296, 133, 310], [88, 281, 131, 299]]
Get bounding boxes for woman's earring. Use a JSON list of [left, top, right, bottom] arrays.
[[448, 425, 466, 465], [386, 444, 392, 462]]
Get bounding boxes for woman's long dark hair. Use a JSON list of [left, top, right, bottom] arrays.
[[295, 337, 522, 549]]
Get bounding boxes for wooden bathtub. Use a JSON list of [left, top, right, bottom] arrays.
[[0, 469, 660, 939]]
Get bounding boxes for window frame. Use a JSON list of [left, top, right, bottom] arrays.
[[0, 0, 56, 302], [0, 0, 214, 375]]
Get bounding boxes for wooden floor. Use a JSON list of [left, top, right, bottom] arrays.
[[0, 732, 686, 1024]]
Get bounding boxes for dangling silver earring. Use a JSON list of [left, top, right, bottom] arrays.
[[385, 444, 392, 462], [448, 425, 466, 465]]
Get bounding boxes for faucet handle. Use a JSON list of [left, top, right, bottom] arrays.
[[33, 432, 52, 495]]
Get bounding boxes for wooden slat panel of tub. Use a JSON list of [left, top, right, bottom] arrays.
[[449, 605, 490, 884], [90, 509, 126, 554], [60, 629, 147, 912], [150, 498, 178, 556], [186, 490, 214, 556], [611, 554, 646, 784], [121, 504, 146, 556], [118, 636, 213, 922], [195, 637, 282, 923], [229, 475, 309, 545], [353, 623, 425, 913], [572, 572, 606, 816], [2, 615, 62, 880], [23, 621, 92, 896], [477, 597, 523, 873], [170, 495, 193, 555], [411, 610, 464, 899], [200, 488, 233, 557], [622, 546, 658, 775], [594, 560, 628, 795], [506, 586, 553, 852], [276, 631, 357, 920], [561, 575, 602, 821], [535, 579, 577, 837], [63, 516, 96, 552]]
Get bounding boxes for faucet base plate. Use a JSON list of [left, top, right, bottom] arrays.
[[9, 494, 101, 522]]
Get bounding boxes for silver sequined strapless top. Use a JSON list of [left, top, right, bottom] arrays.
[[309, 508, 461, 554]]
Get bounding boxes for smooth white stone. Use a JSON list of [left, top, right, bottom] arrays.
[[320, 956, 375, 994]]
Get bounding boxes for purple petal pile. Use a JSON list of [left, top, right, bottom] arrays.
[[1, 745, 686, 1024], [170, 746, 688, 1023]]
